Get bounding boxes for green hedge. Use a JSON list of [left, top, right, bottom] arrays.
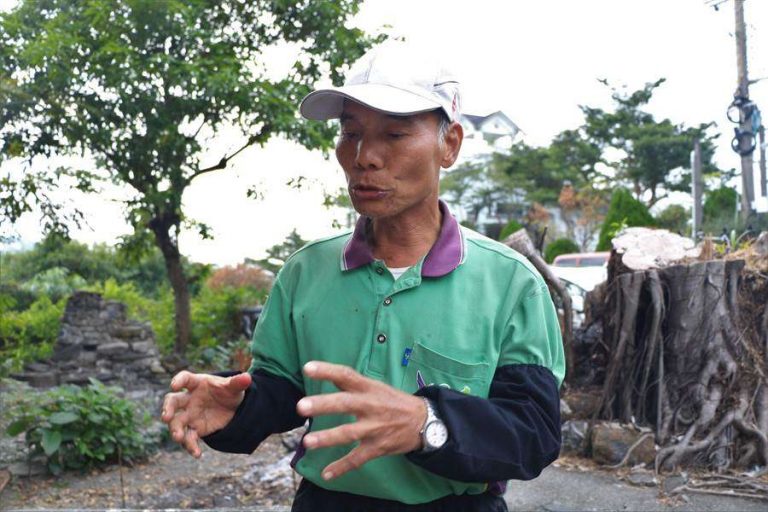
[[544, 238, 581, 263], [597, 188, 655, 251]]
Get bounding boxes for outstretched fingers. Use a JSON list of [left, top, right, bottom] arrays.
[[321, 444, 380, 481], [302, 361, 371, 392], [303, 421, 367, 450]]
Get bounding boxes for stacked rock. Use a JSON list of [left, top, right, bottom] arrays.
[[12, 291, 167, 389]]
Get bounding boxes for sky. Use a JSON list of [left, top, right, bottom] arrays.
[[2, 0, 768, 265]]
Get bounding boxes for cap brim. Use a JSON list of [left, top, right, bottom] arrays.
[[300, 84, 442, 121]]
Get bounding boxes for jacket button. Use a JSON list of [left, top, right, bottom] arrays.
[[376, 267, 384, 275], [383, 297, 392, 306], [376, 333, 387, 343]]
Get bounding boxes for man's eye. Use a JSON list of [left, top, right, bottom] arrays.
[[388, 132, 406, 139], [342, 131, 359, 139]]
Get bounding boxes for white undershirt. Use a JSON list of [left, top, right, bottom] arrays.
[[387, 266, 410, 280]]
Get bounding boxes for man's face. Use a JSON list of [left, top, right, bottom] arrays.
[[335, 101, 459, 221]]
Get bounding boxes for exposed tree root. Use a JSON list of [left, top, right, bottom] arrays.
[[595, 253, 768, 473]]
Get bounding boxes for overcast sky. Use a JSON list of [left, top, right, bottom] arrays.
[[2, 0, 767, 265]]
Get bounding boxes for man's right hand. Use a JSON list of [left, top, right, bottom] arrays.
[[161, 371, 252, 458]]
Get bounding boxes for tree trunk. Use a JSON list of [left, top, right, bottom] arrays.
[[595, 228, 768, 472], [503, 229, 575, 385], [152, 223, 192, 356]]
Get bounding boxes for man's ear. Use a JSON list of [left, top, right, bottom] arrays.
[[441, 122, 463, 169]]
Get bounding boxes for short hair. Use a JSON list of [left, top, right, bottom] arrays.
[[436, 110, 451, 148]]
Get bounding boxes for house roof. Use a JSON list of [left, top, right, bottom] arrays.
[[461, 111, 520, 134]]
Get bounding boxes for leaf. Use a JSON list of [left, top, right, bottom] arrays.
[[6, 419, 30, 436], [49, 411, 79, 424], [41, 429, 62, 456]]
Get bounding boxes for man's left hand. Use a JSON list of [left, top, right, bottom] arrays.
[[296, 361, 427, 481]]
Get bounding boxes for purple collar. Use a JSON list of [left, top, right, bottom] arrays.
[[340, 200, 465, 277]]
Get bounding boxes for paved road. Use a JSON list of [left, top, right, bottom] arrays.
[[506, 466, 766, 511]]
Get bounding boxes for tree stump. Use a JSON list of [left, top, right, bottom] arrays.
[[596, 228, 768, 472], [504, 229, 574, 384]]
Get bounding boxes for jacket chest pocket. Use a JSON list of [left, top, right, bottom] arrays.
[[401, 342, 491, 398]]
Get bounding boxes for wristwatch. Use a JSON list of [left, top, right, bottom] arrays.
[[419, 397, 448, 452]]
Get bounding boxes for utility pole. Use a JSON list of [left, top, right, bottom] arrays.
[[692, 139, 703, 238], [734, 0, 754, 221], [760, 125, 767, 198]]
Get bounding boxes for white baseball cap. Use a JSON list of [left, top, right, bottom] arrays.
[[299, 41, 461, 122]]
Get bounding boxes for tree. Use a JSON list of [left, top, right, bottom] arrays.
[[702, 186, 738, 233], [596, 188, 656, 251], [582, 79, 720, 207], [544, 238, 580, 264], [254, 228, 308, 274], [1, 0, 377, 354], [655, 204, 689, 235]]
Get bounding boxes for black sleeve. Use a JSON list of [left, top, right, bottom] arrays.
[[405, 364, 561, 482], [201, 368, 305, 454]]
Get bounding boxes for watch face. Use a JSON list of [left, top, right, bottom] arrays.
[[425, 421, 448, 449]]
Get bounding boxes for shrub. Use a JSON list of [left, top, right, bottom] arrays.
[[21, 267, 87, 302], [0, 295, 65, 376], [206, 263, 273, 292], [498, 219, 524, 241], [5, 379, 154, 474], [596, 188, 656, 251], [655, 204, 689, 235], [190, 285, 268, 360], [544, 238, 581, 263], [702, 186, 738, 234]]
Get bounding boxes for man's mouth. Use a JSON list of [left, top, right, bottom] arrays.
[[350, 184, 389, 200]]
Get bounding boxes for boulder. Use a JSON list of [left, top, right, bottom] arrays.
[[590, 422, 655, 466], [560, 420, 589, 455], [96, 341, 130, 355]]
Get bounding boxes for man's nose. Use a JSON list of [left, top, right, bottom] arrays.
[[354, 136, 384, 170]]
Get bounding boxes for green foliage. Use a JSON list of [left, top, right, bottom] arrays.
[[1, 0, 379, 354], [255, 229, 308, 274], [0, 295, 65, 376], [498, 220, 524, 241], [0, 234, 169, 298], [597, 188, 656, 251], [20, 267, 87, 302], [702, 187, 738, 233], [581, 79, 720, 207], [544, 238, 581, 263], [655, 204, 690, 234], [189, 285, 268, 362], [5, 379, 154, 474]]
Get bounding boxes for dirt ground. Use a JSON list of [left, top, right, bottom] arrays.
[[0, 436, 296, 510], [3, 443, 767, 511]]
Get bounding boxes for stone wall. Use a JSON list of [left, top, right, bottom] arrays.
[[13, 291, 167, 389]]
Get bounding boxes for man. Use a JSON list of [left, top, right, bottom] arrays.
[[162, 42, 565, 511]]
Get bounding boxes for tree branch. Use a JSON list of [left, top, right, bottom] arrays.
[[186, 124, 271, 185]]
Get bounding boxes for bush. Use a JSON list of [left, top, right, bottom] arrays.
[[596, 188, 656, 251], [498, 219, 524, 241], [206, 263, 273, 292], [544, 238, 581, 263], [5, 379, 154, 474], [655, 204, 689, 235], [189, 285, 268, 362], [702, 186, 738, 234], [0, 295, 65, 376], [21, 267, 87, 303]]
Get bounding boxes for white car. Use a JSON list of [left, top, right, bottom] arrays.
[[548, 265, 607, 328]]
